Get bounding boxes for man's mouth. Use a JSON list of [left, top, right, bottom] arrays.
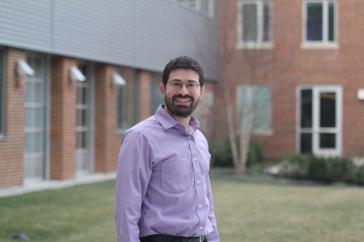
[[174, 96, 192, 106]]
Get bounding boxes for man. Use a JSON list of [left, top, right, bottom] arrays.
[[115, 56, 220, 242]]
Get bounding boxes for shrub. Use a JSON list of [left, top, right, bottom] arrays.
[[279, 155, 356, 184], [211, 139, 233, 167], [247, 143, 264, 167]]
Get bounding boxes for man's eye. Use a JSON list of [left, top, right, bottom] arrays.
[[173, 82, 182, 87]]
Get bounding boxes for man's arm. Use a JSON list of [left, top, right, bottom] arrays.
[[205, 177, 220, 242], [115, 131, 153, 242]]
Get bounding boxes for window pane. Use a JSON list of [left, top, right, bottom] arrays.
[[300, 89, 312, 128], [300, 133, 312, 154], [117, 87, 125, 130], [253, 87, 271, 131], [236, 85, 249, 129], [320, 92, 336, 128], [243, 4, 257, 42], [237, 85, 271, 132], [131, 72, 139, 125], [319, 133, 336, 148], [0, 49, 3, 135], [263, 3, 271, 42], [307, 3, 323, 41], [328, 2, 335, 41]]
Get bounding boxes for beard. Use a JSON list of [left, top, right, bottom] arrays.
[[164, 94, 200, 118]]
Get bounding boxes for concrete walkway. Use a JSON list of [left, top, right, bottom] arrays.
[[0, 172, 116, 198]]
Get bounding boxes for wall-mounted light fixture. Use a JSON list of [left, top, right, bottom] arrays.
[[16, 59, 34, 77], [112, 72, 126, 86], [15, 59, 34, 88], [357, 89, 364, 101], [69, 66, 86, 82]]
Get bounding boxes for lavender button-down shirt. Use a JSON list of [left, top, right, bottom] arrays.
[[115, 105, 220, 242]]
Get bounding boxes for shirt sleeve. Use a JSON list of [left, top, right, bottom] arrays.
[[115, 131, 153, 242], [205, 177, 220, 242]]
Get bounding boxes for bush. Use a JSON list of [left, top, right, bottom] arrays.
[[247, 143, 264, 167], [211, 141, 264, 168], [211, 139, 233, 167], [279, 155, 358, 184]]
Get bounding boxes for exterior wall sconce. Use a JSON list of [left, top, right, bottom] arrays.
[[69, 66, 85, 82], [357, 89, 364, 101], [112, 72, 126, 86], [16, 59, 34, 87]]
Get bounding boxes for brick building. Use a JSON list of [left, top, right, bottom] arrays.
[[215, 0, 364, 159], [0, 0, 217, 190]]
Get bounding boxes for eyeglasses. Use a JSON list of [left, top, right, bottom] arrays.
[[167, 80, 200, 91]]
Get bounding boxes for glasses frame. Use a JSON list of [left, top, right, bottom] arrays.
[[166, 80, 201, 91]]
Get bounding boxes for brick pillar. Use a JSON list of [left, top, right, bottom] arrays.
[[139, 71, 151, 120], [0, 48, 26, 188], [50, 57, 77, 180], [94, 64, 120, 173]]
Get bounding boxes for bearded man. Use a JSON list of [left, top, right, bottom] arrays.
[[115, 56, 220, 242]]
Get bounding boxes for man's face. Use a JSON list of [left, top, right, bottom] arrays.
[[160, 68, 203, 118]]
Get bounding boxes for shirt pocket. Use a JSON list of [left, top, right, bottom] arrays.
[[161, 159, 193, 193]]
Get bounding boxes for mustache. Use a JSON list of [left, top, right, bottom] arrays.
[[172, 94, 194, 101]]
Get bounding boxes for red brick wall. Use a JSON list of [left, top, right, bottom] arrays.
[[0, 48, 26, 188], [94, 64, 120, 172], [139, 71, 151, 120], [216, 0, 364, 158], [50, 57, 77, 179]]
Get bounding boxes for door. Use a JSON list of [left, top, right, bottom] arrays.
[[298, 86, 342, 156], [24, 54, 48, 182], [75, 62, 94, 175]]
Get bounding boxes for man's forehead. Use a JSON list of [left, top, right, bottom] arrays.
[[168, 68, 199, 80]]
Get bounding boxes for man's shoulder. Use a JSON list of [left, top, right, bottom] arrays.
[[124, 115, 161, 138]]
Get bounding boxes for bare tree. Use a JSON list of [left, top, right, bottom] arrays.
[[218, 0, 298, 173]]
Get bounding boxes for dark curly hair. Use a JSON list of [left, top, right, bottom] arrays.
[[162, 56, 204, 86]]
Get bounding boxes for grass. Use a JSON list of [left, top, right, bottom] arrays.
[[0, 169, 364, 242]]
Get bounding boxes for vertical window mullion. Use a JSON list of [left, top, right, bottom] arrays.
[[323, 0, 328, 43], [257, 1, 261, 44], [237, 2, 243, 45]]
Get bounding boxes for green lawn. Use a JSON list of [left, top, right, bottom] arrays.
[[1, 169, 364, 242]]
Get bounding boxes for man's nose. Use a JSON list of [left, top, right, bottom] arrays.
[[179, 84, 189, 94]]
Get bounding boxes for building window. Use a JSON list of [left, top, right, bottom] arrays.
[[236, 85, 272, 134], [117, 70, 139, 131], [303, 0, 337, 46], [237, 0, 272, 48], [297, 86, 342, 156], [0, 48, 4, 137], [150, 76, 163, 114]]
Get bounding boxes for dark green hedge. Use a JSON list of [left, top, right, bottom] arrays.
[[279, 155, 364, 185]]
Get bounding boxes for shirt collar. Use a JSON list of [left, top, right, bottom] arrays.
[[155, 105, 201, 131]]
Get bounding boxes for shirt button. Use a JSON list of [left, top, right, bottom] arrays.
[[199, 226, 204, 230], [196, 180, 200, 184], [198, 204, 202, 208]]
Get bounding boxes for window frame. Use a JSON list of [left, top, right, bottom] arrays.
[[116, 83, 126, 132], [302, 0, 339, 48], [0, 48, 5, 139], [237, 0, 273, 49], [236, 85, 272, 135], [296, 85, 342, 156]]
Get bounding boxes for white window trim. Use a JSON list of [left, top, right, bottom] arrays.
[[237, 0, 273, 49], [296, 85, 342, 157], [0, 48, 4, 139], [302, 0, 339, 48]]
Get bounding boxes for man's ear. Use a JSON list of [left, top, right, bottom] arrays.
[[160, 83, 166, 95], [200, 85, 205, 98]]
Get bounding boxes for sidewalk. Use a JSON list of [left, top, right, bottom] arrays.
[[0, 172, 116, 198]]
